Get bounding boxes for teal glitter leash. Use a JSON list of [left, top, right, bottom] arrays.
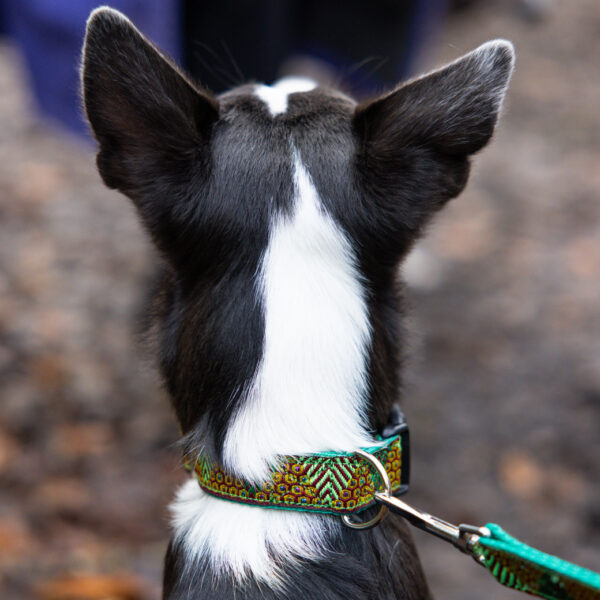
[[347, 451, 600, 600]]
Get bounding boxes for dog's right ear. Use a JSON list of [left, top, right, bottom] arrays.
[[353, 40, 514, 253], [82, 7, 218, 245]]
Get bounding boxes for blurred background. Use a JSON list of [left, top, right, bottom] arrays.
[[0, 1, 598, 599]]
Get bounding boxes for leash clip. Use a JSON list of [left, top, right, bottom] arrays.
[[374, 491, 490, 554], [341, 447, 489, 556]]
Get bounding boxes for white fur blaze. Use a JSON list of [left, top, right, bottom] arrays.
[[224, 151, 374, 482], [170, 480, 334, 586], [173, 151, 374, 585]]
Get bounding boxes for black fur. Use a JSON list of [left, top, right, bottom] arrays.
[[82, 8, 514, 600], [163, 517, 430, 600]]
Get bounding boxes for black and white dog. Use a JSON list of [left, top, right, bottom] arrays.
[[82, 7, 513, 599]]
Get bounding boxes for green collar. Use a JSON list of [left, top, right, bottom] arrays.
[[186, 429, 409, 515]]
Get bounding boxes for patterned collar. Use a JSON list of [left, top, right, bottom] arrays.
[[185, 425, 409, 516]]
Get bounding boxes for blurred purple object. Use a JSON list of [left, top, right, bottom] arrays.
[[2, 1, 180, 138]]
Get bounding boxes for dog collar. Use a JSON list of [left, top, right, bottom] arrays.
[[186, 424, 409, 516]]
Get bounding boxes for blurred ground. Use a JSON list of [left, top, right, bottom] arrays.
[[1, 1, 599, 599]]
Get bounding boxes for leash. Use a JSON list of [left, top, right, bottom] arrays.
[[186, 407, 600, 600], [345, 448, 600, 600]]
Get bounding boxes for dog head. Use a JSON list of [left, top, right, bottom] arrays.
[[82, 7, 514, 471]]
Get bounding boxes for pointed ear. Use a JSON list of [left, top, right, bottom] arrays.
[[353, 40, 514, 235], [81, 7, 218, 196]]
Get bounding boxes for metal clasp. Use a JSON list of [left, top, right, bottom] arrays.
[[373, 492, 490, 554], [342, 449, 392, 530], [341, 449, 490, 556]]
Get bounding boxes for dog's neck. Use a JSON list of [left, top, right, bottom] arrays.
[[222, 142, 376, 482], [168, 82, 381, 587]]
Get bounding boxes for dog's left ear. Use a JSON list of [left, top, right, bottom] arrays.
[[354, 40, 514, 239], [82, 7, 218, 255]]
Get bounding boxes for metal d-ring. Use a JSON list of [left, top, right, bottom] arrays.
[[342, 449, 392, 530]]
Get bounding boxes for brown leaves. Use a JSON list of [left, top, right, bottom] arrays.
[[0, 518, 36, 563], [33, 478, 91, 513], [0, 428, 18, 474], [50, 423, 113, 460], [498, 450, 586, 504], [30, 354, 70, 395], [35, 574, 147, 600]]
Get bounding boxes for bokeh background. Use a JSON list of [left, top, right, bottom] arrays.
[[1, 1, 599, 599]]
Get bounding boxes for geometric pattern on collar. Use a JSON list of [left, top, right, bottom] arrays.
[[187, 432, 409, 515]]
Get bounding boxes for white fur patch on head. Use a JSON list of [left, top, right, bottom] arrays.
[[224, 151, 374, 482], [170, 479, 335, 586], [254, 77, 317, 116]]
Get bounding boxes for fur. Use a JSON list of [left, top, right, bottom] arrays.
[[255, 78, 317, 116], [223, 150, 374, 483], [170, 480, 335, 588], [81, 7, 514, 599]]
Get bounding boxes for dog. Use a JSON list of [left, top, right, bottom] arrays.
[[81, 7, 514, 599]]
